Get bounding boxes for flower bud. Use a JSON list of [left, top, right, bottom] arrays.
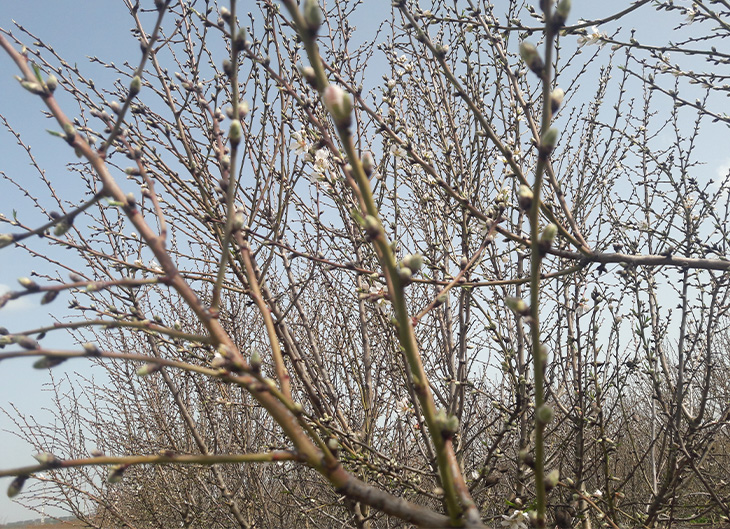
[[229, 120, 243, 145], [234, 28, 247, 50], [323, 85, 352, 128], [136, 363, 162, 377], [20, 80, 45, 95], [129, 75, 142, 96], [33, 356, 66, 369], [250, 347, 261, 373], [232, 209, 246, 232], [7, 475, 28, 498], [518, 185, 534, 211], [540, 127, 559, 155], [46, 75, 58, 93], [536, 405, 554, 424], [506, 296, 530, 316], [363, 215, 382, 239], [300, 66, 317, 88], [550, 88, 565, 113], [41, 290, 59, 305], [519, 41, 544, 76], [33, 452, 60, 466], [302, 0, 323, 33], [545, 468, 560, 490], [540, 223, 558, 248], [220, 7, 231, 22], [83, 342, 100, 355], [362, 151, 375, 176], [18, 277, 40, 291], [401, 254, 423, 273], [0, 233, 15, 248], [554, 0, 571, 26]]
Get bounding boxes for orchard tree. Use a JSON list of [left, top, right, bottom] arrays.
[[1, 0, 730, 528]]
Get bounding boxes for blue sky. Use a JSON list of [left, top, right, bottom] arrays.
[[1, 0, 728, 524]]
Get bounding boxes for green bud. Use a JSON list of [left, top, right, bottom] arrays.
[[506, 296, 530, 316], [129, 75, 142, 96], [136, 363, 161, 377], [536, 405, 554, 424], [545, 468, 560, 490], [234, 28, 247, 50], [518, 184, 534, 211], [17, 335, 40, 350], [401, 254, 424, 273], [323, 85, 352, 128], [302, 0, 323, 33], [550, 88, 565, 113], [83, 343, 100, 355], [541, 223, 558, 247], [229, 120, 243, 145], [540, 127, 559, 154], [362, 215, 382, 239], [554, 0, 571, 26], [20, 80, 46, 95], [7, 475, 28, 498], [63, 123, 76, 141], [33, 452, 60, 466], [33, 356, 66, 369], [398, 267, 413, 284], [41, 290, 59, 305], [46, 75, 58, 93], [250, 347, 262, 372], [362, 151, 375, 176], [300, 66, 317, 88], [18, 277, 40, 291], [519, 41, 544, 76], [0, 233, 15, 248]]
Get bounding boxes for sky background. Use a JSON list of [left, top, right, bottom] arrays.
[[1, 0, 728, 524]]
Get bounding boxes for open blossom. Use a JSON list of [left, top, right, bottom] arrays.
[[389, 143, 407, 159], [310, 148, 330, 177], [396, 397, 413, 417], [290, 130, 309, 156], [501, 510, 528, 529], [577, 26, 605, 47]]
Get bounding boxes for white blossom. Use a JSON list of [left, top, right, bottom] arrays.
[[501, 510, 528, 529], [289, 130, 309, 156], [577, 26, 606, 47], [389, 143, 407, 159]]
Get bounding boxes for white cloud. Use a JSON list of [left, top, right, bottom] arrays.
[[0, 283, 35, 313]]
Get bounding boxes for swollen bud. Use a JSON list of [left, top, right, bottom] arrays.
[[362, 151, 375, 176], [518, 184, 534, 211], [229, 120, 243, 145], [540, 223, 558, 249], [7, 475, 28, 498], [33, 452, 60, 466], [550, 88, 565, 114], [129, 75, 142, 96], [33, 356, 66, 369], [506, 296, 530, 316], [519, 41, 544, 76], [41, 290, 59, 305], [363, 215, 383, 239], [554, 0, 571, 26], [0, 234, 14, 249], [302, 0, 323, 33], [323, 85, 352, 128], [232, 209, 246, 232], [136, 363, 162, 377], [18, 277, 40, 291], [250, 347, 262, 373], [540, 128, 559, 156], [545, 468, 560, 491], [401, 254, 423, 273], [536, 405, 554, 424], [46, 75, 58, 93]]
